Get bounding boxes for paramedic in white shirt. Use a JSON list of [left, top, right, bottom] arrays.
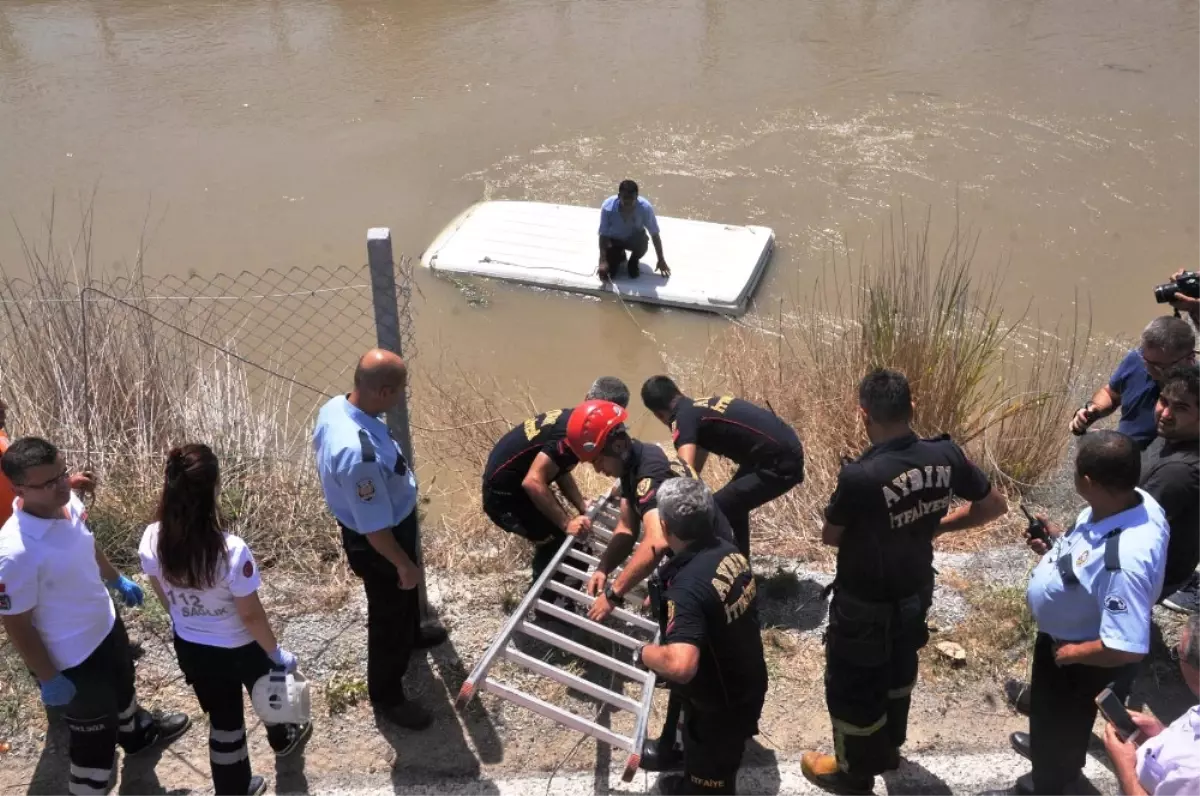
[[0, 436, 189, 796], [140, 443, 310, 796], [1103, 614, 1200, 796]]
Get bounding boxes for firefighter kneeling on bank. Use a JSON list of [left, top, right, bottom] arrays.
[[802, 369, 1008, 794], [632, 477, 768, 795]]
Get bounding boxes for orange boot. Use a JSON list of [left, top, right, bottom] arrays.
[[800, 752, 875, 795]]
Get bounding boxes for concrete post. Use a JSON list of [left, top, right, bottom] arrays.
[[367, 228, 433, 622]]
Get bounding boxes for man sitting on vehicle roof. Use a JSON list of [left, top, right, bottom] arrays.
[[598, 180, 670, 282]]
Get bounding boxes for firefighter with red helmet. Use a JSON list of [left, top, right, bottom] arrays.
[[567, 399, 735, 772]]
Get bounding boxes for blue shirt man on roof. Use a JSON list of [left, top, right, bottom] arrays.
[[597, 179, 670, 282], [312, 348, 446, 732]]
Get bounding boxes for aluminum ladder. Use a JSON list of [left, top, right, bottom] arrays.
[[455, 484, 661, 781]]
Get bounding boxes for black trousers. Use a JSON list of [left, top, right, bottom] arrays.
[[824, 589, 929, 776], [341, 512, 421, 708], [1029, 632, 1135, 794], [603, 230, 649, 276], [483, 487, 566, 586], [659, 702, 760, 795], [713, 461, 803, 559], [60, 617, 156, 796], [173, 635, 296, 795]]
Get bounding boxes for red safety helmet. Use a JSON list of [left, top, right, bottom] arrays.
[[566, 400, 629, 462]]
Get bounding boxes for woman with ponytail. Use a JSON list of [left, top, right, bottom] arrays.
[[139, 444, 311, 796]]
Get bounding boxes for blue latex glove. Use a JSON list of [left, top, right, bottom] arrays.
[[268, 647, 298, 673], [106, 574, 144, 607], [40, 673, 76, 707]]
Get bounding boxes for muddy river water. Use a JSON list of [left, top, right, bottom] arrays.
[[1, 0, 1197, 416]]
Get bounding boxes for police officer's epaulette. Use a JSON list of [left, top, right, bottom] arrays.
[[358, 429, 376, 463]]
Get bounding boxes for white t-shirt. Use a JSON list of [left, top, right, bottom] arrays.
[[139, 523, 262, 649], [1137, 705, 1200, 795], [0, 495, 117, 670]]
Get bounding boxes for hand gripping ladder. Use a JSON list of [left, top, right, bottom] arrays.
[[455, 484, 661, 781]]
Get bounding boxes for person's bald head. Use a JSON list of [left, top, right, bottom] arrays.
[[351, 349, 407, 414]]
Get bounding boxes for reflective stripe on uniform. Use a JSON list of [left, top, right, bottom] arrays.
[[887, 680, 916, 700], [209, 747, 249, 765], [69, 764, 112, 782], [209, 726, 245, 743], [832, 713, 887, 737]]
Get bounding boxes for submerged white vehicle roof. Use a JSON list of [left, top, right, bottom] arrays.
[[420, 201, 774, 315]]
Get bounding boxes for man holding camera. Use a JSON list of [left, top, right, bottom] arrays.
[[1070, 316, 1196, 449], [1157, 269, 1200, 326], [1101, 614, 1199, 796], [1010, 431, 1169, 795]]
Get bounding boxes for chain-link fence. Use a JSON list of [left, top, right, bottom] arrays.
[[0, 232, 417, 576], [1, 250, 414, 466]]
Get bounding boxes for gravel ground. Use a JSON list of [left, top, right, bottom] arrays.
[[3, 535, 1190, 795]]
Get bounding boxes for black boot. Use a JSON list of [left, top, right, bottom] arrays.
[[640, 737, 683, 772]]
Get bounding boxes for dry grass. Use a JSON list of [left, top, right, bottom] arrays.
[[926, 582, 1036, 684], [683, 210, 1096, 559], [0, 210, 341, 576]]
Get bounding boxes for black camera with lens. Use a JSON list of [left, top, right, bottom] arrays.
[[1154, 271, 1200, 304]]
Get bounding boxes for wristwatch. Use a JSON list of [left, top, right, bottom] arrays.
[[632, 644, 646, 668], [603, 584, 622, 605]]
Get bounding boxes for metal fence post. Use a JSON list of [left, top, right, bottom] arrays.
[[367, 228, 435, 624]]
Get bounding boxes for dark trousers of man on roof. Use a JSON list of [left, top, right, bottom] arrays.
[[824, 585, 932, 782], [339, 514, 420, 709], [714, 456, 804, 559], [603, 229, 649, 278]]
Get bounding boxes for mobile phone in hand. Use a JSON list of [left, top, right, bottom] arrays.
[[1096, 687, 1140, 742], [1020, 505, 1049, 543]]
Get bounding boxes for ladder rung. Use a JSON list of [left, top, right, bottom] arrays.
[[544, 581, 659, 633], [483, 680, 635, 752], [534, 599, 644, 648], [557, 562, 593, 583], [566, 548, 601, 568], [519, 621, 651, 683], [564, 548, 630, 582], [591, 524, 615, 541], [503, 647, 642, 714]]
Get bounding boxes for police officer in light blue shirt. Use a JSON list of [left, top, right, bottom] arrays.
[[597, 179, 670, 281], [1009, 431, 1169, 795], [312, 348, 445, 732]]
